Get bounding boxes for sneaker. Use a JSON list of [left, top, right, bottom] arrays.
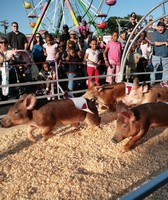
[[43, 89, 49, 95]]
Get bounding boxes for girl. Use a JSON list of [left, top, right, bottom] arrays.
[[66, 48, 80, 91], [84, 39, 101, 87], [43, 34, 58, 71], [103, 31, 122, 83], [136, 31, 151, 59]]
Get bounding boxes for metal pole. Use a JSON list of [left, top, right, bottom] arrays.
[[120, 0, 168, 82]]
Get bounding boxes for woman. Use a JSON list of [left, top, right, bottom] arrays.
[[0, 36, 16, 99], [30, 33, 46, 71], [66, 30, 79, 51]]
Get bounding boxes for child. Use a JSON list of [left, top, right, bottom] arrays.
[[118, 30, 127, 51], [65, 48, 80, 91], [84, 38, 101, 87], [43, 34, 58, 71], [103, 31, 122, 84], [38, 62, 55, 95]]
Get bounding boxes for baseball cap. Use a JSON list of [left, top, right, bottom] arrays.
[[130, 12, 137, 18], [70, 30, 76, 35], [157, 21, 166, 27], [63, 24, 69, 29]]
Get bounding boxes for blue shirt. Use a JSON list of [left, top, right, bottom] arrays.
[[153, 29, 168, 57], [32, 44, 44, 58]]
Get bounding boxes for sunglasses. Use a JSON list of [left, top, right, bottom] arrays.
[[0, 41, 7, 44], [13, 25, 18, 27]]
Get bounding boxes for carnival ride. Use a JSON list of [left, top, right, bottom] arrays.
[[22, 0, 117, 45]]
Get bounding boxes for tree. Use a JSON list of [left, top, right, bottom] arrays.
[[104, 14, 143, 35]]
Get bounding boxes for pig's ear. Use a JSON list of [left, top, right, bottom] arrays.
[[142, 83, 149, 94], [24, 94, 37, 110], [121, 110, 132, 119], [133, 77, 139, 89], [89, 81, 96, 88], [97, 85, 103, 92], [117, 101, 131, 118]]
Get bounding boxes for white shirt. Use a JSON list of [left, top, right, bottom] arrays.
[[86, 48, 99, 67], [43, 43, 58, 61]]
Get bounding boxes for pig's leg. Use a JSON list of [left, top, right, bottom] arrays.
[[27, 126, 37, 142], [71, 123, 80, 129], [123, 128, 148, 152], [85, 114, 101, 127], [41, 127, 55, 141]]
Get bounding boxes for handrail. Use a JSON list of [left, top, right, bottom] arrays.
[[121, 170, 168, 200], [120, 0, 168, 82]]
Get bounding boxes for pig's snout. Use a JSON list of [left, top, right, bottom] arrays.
[[0, 119, 3, 127], [112, 137, 119, 144], [0, 118, 12, 128], [112, 134, 124, 144]]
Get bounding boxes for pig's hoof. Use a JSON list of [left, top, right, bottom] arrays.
[[28, 137, 36, 143], [43, 134, 54, 141], [98, 125, 103, 129], [122, 145, 131, 153]]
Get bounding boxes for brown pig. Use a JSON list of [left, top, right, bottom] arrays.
[[112, 101, 168, 152], [123, 78, 168, 106], [1, 94, 101, 142], [83, 81, 133, 111]]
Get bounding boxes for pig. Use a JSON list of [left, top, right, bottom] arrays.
[[112, 101, 168, 152], [1, 94, 101, 142], [123, 78, 168, 106], [83, 81, 133, 111]]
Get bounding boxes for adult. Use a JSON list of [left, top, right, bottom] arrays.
[[6, 22, 28, 50], [59, 24, 70, 51], [30, 33, 46, 71], [146, 19, 155, 45], [127, 15, 137, 36], [97, 35, 106, 51], [0, 36, 17, 100], [78, 20, 90, 37], [136, 31, 151, 59], [66, 30, 79, 51], [151, 21, 168, 82]]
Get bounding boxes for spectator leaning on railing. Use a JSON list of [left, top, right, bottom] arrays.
[[150, 21, 168, 83]]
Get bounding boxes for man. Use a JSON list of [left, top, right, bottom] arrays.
[[127, 14, 137, 35], [59, 24, 70, 51], [6, 22, 28, 50], [151, 21, 168, 82]]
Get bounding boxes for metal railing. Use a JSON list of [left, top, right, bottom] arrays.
[[120, 0, 168, 82], [121, 170, 168, 200]]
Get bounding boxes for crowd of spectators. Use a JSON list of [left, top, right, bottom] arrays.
[[0, 14, 168, 101]]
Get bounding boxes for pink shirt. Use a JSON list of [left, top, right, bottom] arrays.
[[106, 40, 122, 64]]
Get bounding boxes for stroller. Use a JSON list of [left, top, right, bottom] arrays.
[[2, 50, 38, 99]]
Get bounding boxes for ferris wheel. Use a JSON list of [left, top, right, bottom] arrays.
[[23, 0, 117, 44]]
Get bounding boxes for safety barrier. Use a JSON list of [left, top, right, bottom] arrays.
[[0, 60, 167, 113], [121, 170, 168, 200]]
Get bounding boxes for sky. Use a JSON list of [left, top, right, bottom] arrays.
[[0, 0, 167, 35]]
